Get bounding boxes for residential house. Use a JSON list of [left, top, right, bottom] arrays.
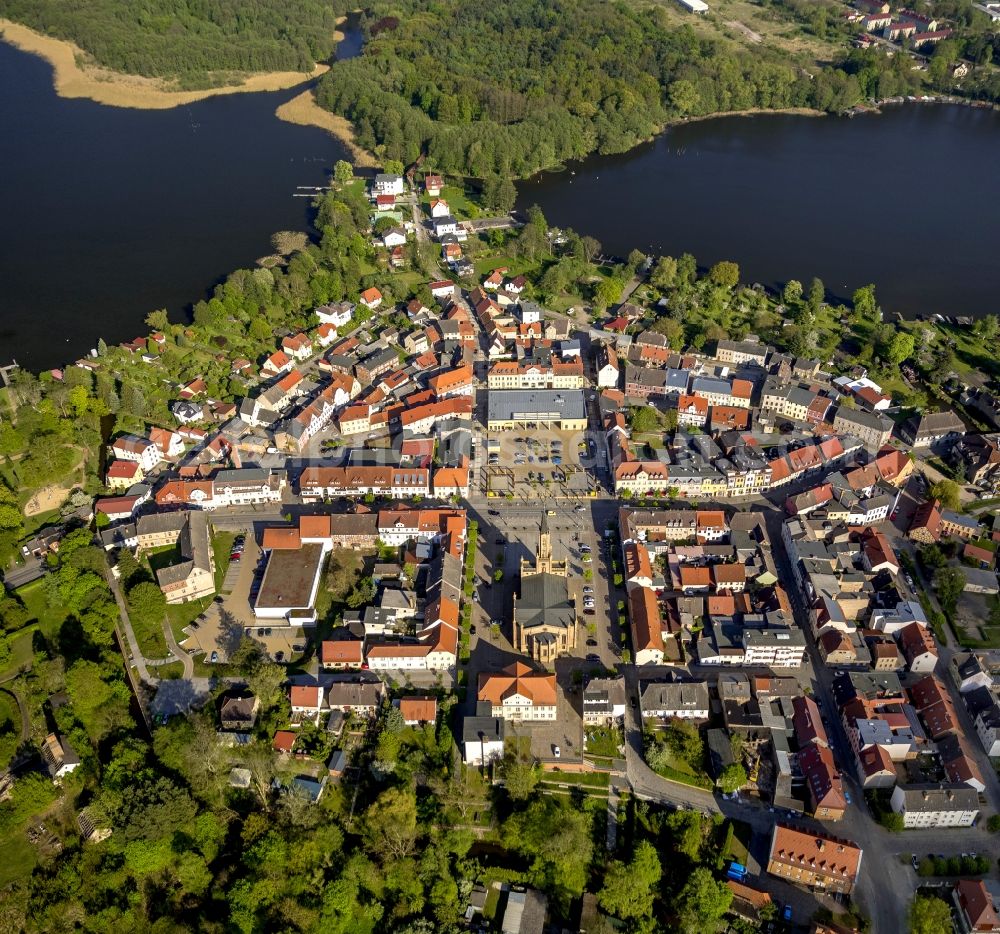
[[398, 696, 438, 726], [320, 640, 365, 670], [898, 621, 938, 673], [833, 407, 894, 449], [360, 287, 382, 309], [106, 460, 142, 491], [373, 173, 404, 196], [766, 825, 863, 894], [889, 784, 979, 828], [899, 410, 965, 449], [582, 678, 627, 725], [462, 703, 505, 765], [800, 744, 847, 821], [954, 880, 1000, 934], [596, 344, 620, 389], [640, 681, 710, 720], [112, 435, 159, 473], [41, 733, 80, 781], [219, 693, 260, 731], [478, 662, 558, 721]]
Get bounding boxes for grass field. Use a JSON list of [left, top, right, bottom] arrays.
[[0, 831, 37, 887], [585, 726, 623, 758]]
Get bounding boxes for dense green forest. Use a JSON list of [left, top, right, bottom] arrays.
[[314, 0, 865, 179], [0, 0, 348, 86]]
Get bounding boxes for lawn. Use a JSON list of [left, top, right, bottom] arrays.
[[471, 254, 539, 279], [423, 184, 482, 219], [723, 819, 752, 867], [155, 661, 185, 679], [585, 726, 623, 758], [211, 532, 236, 590], [0, 830, 37, 887], [0, 627, 38, 681], [131, 608, 169, 660], [540, 769, 610, 789]]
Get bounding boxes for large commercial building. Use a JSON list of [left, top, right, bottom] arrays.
[[487, 390, 587, 431]]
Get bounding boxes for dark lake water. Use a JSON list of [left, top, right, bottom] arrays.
[[3, 26, 999, 372], [519, 104, 1000, 318], [0, 34, 356, 370]]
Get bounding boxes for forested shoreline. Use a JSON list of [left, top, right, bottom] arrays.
[[315, 0, 866, 179], [0, 0, 350, 87]]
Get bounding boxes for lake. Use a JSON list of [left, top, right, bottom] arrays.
[[0, 32, 357, 370], [3, 33, 999, 372], [519, 104, 1000, 318]]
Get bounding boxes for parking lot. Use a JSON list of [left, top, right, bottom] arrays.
[[483, 427, 605, 496], [487, 427, 593, 470]]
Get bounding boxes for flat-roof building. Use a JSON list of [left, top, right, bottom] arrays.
[[254, 543, 327, 625], [487, 389, 588, 430]]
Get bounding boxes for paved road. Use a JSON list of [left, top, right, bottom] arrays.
[[104, 564, 156, 685], [161, 617, 194, 679]]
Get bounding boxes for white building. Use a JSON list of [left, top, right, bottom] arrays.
[[373, 173, 405, 196], [743, 629, 807, 668], [462, 709, 505, 765], [890, 784, 979, 828], [111, 435, 159, 473], [640, 682, 709, 720]]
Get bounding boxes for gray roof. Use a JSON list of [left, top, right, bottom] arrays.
[[905, 409, 965, 437], [665, 368, 690, 391], [834, 406, 892, 433], [463, 712, 505, 745], [583, 677, 627, 711], [154, 511, 212, 587], [640, 680, 709, 714], [488, 389, 586, 422], [516, 572, 576, 632], [690, 376, 732, 396], [743, 627, 806, 648], [895, 783, 979, 812]]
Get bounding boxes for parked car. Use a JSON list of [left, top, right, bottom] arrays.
[[586, 638, 598, 647], [586, 653, 600, 662], [553, 745, 561, 758], [210, 651, 219, 663], [583, 586, 594, 594]]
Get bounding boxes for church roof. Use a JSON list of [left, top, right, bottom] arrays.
[[516, 572, 575, 631]]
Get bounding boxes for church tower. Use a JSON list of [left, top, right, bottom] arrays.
[[536, 512, 553, 575]]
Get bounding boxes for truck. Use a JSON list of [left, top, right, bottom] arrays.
[[726, 862, 747, 882]]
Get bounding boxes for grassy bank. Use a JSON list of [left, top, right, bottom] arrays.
[[275, 89, 377, 167], [0, 19, 328, 110]]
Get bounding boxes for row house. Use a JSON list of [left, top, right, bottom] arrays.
[[488, 359, 585, 390], [596, 344, 620, 388], [715, 339, 770, 367], [299, 466, 430, 500], [377, 508, 467, 546], [399, 396, 473, 434], [690, 376, 753, 409], [624, 365, 669, 400], [154, 468, 285, 510], [676, 394, 709, 427], [427, 363, 474, 398]]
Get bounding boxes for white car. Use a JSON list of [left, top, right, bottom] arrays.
[[553, 745, 561, 759], [582, 586, 594, 594]]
